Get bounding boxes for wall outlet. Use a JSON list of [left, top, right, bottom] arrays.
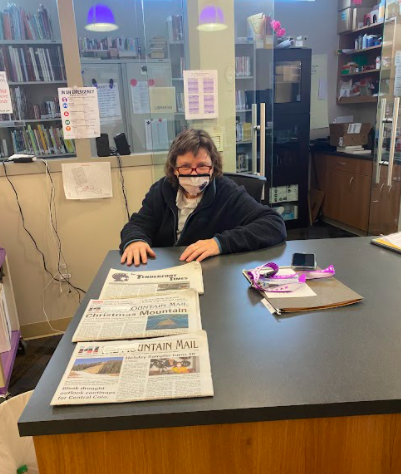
[[61, 273, 71, 281]]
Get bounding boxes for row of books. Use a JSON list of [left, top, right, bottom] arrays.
[[79, 36, 141, 54], [235, 90, 249, 111], [235, 57, 252, 77], [167, 15, 184, 42], [0, 4, 54, 41], [0, 45, 66, 82], [11, 125, 75, 156], [148, 36, 167, 59], [10, 86, 60, 120], [236, 122, 252, 142], [176, 92, 184, 113]]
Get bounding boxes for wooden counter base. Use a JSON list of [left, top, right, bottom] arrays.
[[34, 413, 401, 474]]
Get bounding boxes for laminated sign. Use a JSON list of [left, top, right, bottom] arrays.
[[0, 72, 12, 114], [58, 87, 101, 139]]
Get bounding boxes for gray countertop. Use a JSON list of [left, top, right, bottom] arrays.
[[19, 238, 401, 437]]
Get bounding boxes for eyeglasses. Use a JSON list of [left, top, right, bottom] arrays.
[[176, 165, 213, 175]]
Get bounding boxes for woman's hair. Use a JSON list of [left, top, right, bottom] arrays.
[[165, 129, 223, 186]]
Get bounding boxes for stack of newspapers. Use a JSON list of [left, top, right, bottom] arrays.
[[51, 262, 214, 406]]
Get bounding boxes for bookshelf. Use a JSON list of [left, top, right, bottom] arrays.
[[0, 3, 74, 159], [235, 40, 256, 172]]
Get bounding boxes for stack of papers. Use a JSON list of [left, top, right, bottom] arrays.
[[372, 232, 401, 254], [52, 262, 214, 406]]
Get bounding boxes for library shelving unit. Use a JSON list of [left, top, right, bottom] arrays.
[[337, 21, 384, 105], [0, 2, 74, 159], [235, 39, 256, 172]]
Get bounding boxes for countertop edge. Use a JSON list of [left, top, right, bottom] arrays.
[[18, 399, 401, 437]]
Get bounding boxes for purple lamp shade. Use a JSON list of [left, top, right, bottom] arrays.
[[197, 5, 228, 31], [85, 4, 119, 32]]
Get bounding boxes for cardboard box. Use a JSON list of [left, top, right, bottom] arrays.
[[330, 123, 371, 147]]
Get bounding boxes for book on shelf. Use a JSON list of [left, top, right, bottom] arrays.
[[236, 90, 249, 111], [0, 44, 66, 82], [79, 36, 141, 58], [7, 86, 60, 120], [0, 4, 54, 41], [235, 57, 251, 77], [167, 15, 184, 42], [236, 153, 250, 172], [0, 138, 8, 157], [10, 124, 75, 157], [236, 122, 251, 142]]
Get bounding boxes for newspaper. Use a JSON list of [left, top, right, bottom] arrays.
[[72, 290, 201, 342], [99, 262, 204, 299], [51, 331, 213, 405]]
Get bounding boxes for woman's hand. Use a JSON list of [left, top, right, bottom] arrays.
[[180, 239, 220, 263], [121, 241, 156, 266]]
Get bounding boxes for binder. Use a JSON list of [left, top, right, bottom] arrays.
[[371, 238, 401, 255]]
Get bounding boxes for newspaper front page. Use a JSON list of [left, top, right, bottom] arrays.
[[72, 289, 201, 342], [51, 331, 213, 405], [99, 262, 204, 299]]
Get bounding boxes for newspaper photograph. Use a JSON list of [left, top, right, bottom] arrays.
[[51, 331, 213, 405], [99, 262, 204, 299], [72, 289, 202, 342]]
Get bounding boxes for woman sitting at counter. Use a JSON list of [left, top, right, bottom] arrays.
[[120, 129, 286, 266]]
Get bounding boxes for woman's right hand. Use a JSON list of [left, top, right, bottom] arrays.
[[120, 241, 156, 266]]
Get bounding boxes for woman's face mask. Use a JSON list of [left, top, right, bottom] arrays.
[[177, 175, 210, 196], [175, 149, 213, 196]]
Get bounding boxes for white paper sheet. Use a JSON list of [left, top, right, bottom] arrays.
[[149, 87, 176, 114], [263, 269, 317, 299], [58, 87, 101, 139], [184, 70, 218, 120], [97, 83, 122, 123], [145, 119, 169, 150], [0, 72, 12, 114], [131, 80, 150, 114], [310, 55, 329, 130], [61, 162, 113, 200]]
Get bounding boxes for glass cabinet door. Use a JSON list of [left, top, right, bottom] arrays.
[[369, 15, 401, 235]]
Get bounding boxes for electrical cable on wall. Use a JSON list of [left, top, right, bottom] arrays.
[[112, 150, 131, 221], [2, 161, 86, 331]]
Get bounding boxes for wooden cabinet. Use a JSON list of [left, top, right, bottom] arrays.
[[369, 164, 401, 235], [324, 167, 372, 231], [313, 153, 373, 232], [313, 153, 401, 234]]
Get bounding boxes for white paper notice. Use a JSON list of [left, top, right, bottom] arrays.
[[61, 163, 113, 200], [145, 119, 169, 151], [396, 51, 401, 67], [183, 70, 218, 120], [0, 72, 13, 114], [131, 80, 150, 114], [97, 83, 122, 123], [58, 87, 101, 139]]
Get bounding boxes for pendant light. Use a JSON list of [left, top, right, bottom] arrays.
[[85, 3, 119, 32], [197, 5, 228, 32]]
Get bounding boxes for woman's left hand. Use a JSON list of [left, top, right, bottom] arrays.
[[180, 239, 220, 263]]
